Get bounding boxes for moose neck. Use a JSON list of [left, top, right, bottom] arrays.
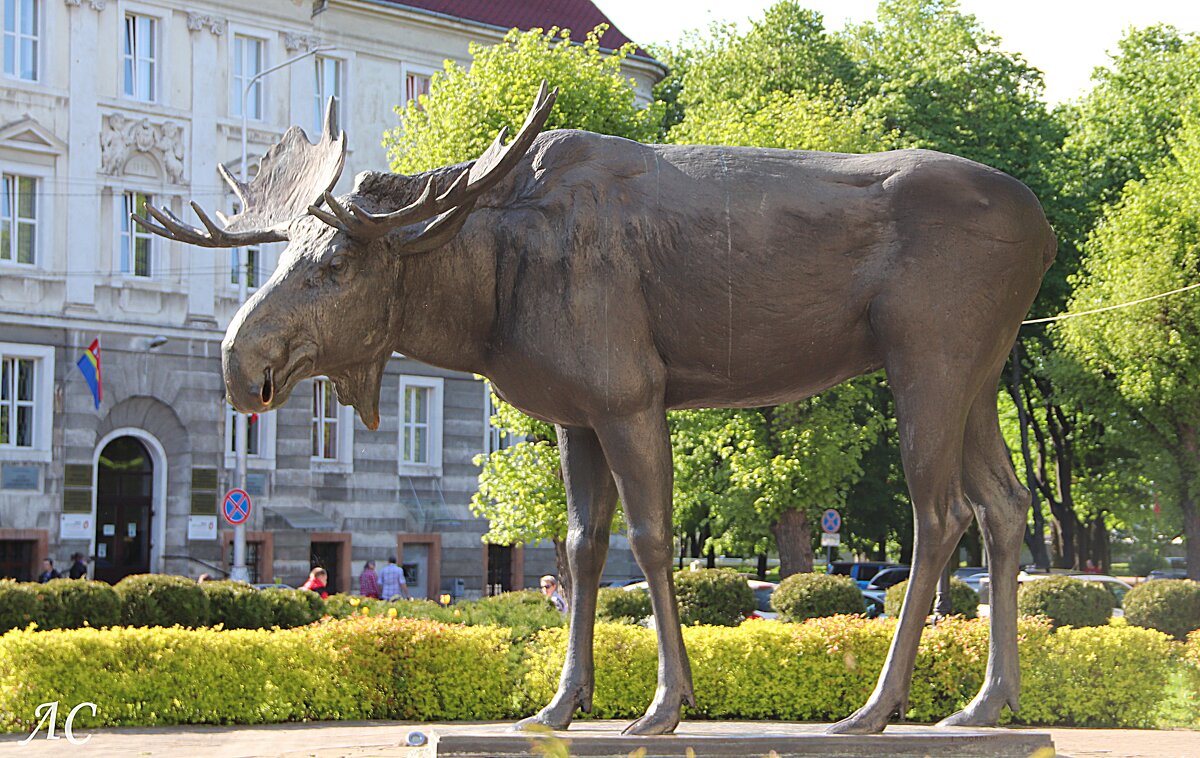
[[386, 230, 496, 375]]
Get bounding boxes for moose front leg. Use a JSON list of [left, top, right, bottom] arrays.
[[595, 407, 695, 736], [515, 425, 618, 732]]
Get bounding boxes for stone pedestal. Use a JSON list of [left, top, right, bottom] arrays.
[[432, 721, 1055, 758]]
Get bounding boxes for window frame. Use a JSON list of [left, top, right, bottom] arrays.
[[0, 170, 40, 267], [116, 189, 155, 278], [310, 376, 354, 470], [312, 54, 345, 135], [398, 374, 443, 477], [230, 31, 268, 121], [121, 8, 160, 103], [223, 405, 276, 469], [3, 0, 41, 83], [0, 342, 53, 463], [400, 62, 436, 112]]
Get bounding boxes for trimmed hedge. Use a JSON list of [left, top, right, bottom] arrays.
[[37, 579, 121, 629], [596, 587, 652, 624], [1124, 579, 1200, 640], [884, 578, 979, 619], [0, 581, 39, 633], [325, 590, 563, 641], [770, 573, 864, 622], [1018, 576, 1112, 629], [674, 568, 755, 626], [115, 574, 210, 628], [522, 616, 1177, 727], [0, 616, 517, 734], [201, 581, 274, 629], [261, 588, 325, 628]]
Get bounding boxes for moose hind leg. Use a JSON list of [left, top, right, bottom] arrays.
[[829, 363, 975, 734], [514, 425, 618, 732], [940, 391, 1029, 726], [595, 407, 694, 736]]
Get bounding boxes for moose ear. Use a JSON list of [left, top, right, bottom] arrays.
[[332, 354, 388, 431]]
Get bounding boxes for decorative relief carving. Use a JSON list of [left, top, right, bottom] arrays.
[[100, 113, 186, 184], [64, 0, 107, 10], [283, 32, 323, 52], [186, 12, 226, 36]]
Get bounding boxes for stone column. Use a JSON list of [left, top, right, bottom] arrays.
[[185, 12, 226, 326]]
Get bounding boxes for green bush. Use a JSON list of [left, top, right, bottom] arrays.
[[0, 616, 518, 733], [1124, 579, 1200, 640], [1018, 576, 1112, 629], [596, 587, 652, 623], [1128, 547, 1166, 578], [770, 573, 864, 622], [0, 581, 39, 633], [884, 578, 979, 619], [464, 590, 564, 639], [674, 568, 755, 626], [263, 588, 325, 628], [115, 574, 210, 628], [201, 581, 274, 629], [38, 579, 120, 629]]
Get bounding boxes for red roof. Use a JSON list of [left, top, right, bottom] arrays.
[[380, 1, 649, 58]]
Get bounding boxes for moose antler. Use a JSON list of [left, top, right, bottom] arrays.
[[309, 81, 558, 245], [132, 99, 347, 247]]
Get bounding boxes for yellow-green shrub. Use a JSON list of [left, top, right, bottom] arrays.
[[521, 616, 1175, 727], [0, 617, 518, 733], [0, 581, 39, 633], [37, 579, 121, 629]]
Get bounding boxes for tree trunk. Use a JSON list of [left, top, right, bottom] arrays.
[[552, 537, 571, 605], [1009, 344, 1050, 569], [772, 509, 813, 579], [756, 553, 768, 580], [1178, 424, 1200, 581]]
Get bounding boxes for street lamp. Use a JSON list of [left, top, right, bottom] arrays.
[[230, 45, 333, 583]]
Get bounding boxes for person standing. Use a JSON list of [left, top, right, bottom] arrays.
[[379, 556, 412, 600], [301, 567, 329, 599], [37, 559, 60, 583], [67, 553, 88, 580], [359, 560, 381, 599], [541, 575, 567, 614]]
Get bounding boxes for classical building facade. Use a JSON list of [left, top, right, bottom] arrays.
[[0, 0, 660, 594]]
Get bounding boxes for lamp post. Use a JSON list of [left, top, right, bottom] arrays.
[[230, 45, 332, 583]]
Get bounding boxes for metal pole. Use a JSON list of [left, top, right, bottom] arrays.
[[230, 45, 331, 584]]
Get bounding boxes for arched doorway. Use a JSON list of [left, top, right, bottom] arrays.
[[93, 436, 153, 583]]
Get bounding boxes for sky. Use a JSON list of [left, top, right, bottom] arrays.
[[594, 0, 1200, 104]]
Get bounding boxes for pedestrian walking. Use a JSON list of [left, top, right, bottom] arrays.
[[379, 557, 412, 600], [37, 559, 60, 583], [67, 552, 88, 580], [301, 567, 329, 599], [360, 560, 381, 599], [541, 575, 567, 614]]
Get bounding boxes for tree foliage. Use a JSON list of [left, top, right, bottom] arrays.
[[385, 25, 661, 174]]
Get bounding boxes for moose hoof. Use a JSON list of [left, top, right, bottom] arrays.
[[621, 703, 681, 736], [827, 703, 893, 735], [937, 686, 1014, 727]]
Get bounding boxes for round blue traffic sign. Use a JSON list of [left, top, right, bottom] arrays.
[[821, 508, 841, 534], [222, 488, 252, 526]]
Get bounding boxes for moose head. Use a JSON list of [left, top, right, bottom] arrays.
[[134, 83, 557, 430]]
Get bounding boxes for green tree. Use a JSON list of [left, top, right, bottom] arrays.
[[1057, 117, 1200, 580], [384, 25, 661, 174]]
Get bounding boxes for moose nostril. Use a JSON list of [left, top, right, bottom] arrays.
[[261, 367, 274, 405]]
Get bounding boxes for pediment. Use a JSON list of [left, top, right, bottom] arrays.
[[0, 115, 67, 155]]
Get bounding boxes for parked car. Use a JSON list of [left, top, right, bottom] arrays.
[[826, 561, 901, 589], [978, 572, 1132, 618], [864, 566, 910, 592], [623, 578, 779, 621], [1147, 568, 1189, 581], [251, 582, 294, 590]]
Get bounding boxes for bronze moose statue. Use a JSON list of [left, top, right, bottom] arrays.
[[135, 84, 1054, 735]]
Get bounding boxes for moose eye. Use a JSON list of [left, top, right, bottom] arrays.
[[328, 255, 349, 274]]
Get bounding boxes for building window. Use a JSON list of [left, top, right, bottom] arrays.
[[226, 408, 261, 457], [119, 192, 153, 277], [1, 173, 36, 265], [230, 245, 259, 289], [0, 343, 51, 459], [405, 71, 430, 110], [399, 375, 442, 474], [3, 0, 39, 82], [0, 356, 34, 448], [484, 386, 518, 455], [313, 55, 341, 133], [232, 34, 264, 119], [312, 378, 339, 460], [122, 14, 156, 102]]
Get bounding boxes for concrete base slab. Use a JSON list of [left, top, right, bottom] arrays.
[[434, 721, 1056, 757]]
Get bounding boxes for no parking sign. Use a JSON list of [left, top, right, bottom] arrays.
[[222, 489, 252, 526]]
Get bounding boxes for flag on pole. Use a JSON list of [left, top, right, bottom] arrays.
[[76, 338, 102, 409]]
